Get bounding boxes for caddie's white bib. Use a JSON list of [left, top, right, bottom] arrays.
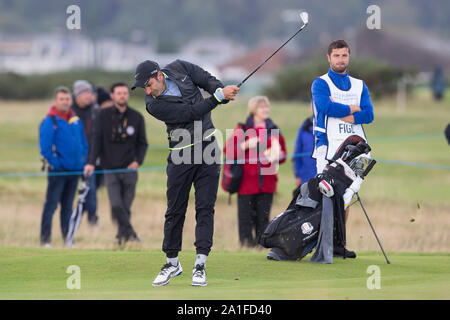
[[320, 73, 368, 160]]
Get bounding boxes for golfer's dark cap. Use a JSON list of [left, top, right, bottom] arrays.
[[131, 60, 160, 90]]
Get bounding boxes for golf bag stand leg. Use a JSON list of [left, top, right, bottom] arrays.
[[356, 193, 391, 264]]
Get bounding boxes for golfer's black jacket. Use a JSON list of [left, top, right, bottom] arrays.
[[145, 59, 224, 149], [88, 106, 148, 169]]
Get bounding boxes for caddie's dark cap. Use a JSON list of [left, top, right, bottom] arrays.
[[131, 60, 160, 90]]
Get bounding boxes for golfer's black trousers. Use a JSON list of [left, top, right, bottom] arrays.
[[163, 153, 221, 258]]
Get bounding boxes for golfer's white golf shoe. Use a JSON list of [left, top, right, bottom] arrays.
[[152, 262, 183, 287], [191, 264, 207, 287]]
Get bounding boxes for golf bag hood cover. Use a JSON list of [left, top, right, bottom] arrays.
[[331, 135, 370, 164]]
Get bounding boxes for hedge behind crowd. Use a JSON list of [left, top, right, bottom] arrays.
[[0, 70, 134, 100], [0, 58, 417, 101], [263, 58, 417, 101]]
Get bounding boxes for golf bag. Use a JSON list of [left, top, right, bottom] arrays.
[[259, 135, 374, 262], [65, 180, 90, 247]]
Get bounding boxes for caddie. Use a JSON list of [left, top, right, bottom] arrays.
[[311, 39, 374, 258]]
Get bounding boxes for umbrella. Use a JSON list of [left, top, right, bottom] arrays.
[[65, 180, 90, 247]]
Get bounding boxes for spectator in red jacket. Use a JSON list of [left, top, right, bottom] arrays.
[[224, 96, 287, 247]]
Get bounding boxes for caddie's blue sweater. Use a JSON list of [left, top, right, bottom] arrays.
[[311, 68, 374, 148]]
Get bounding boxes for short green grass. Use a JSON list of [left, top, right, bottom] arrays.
[[0, 247, 448, 300]]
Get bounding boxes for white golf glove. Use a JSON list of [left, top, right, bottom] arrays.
[[343, 176, 363, 209]]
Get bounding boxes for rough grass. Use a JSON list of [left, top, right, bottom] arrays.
[[0, 91, 449, 253]]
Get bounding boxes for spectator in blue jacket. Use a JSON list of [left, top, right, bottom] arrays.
[[39, 86, 88, 247], [293, 115, 316, 187]]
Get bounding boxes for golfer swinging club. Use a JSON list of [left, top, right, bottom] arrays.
[[311, 39, 374, 258], [132, 60, 239, 286]]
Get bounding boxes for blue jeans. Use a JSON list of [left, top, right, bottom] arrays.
[[83, 174, 98, 224], [40, 173, 79, 244]]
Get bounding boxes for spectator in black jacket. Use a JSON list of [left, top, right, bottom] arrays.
[[132, 59, 239, 287], [84, 82, 148, 245]]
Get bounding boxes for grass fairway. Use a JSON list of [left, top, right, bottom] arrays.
[[0, 93, 449, 300], [1, 247, 448, 300]]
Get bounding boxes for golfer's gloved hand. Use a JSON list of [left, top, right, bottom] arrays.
[[219, 85, 240, 104], [214, 88, 226, 103]]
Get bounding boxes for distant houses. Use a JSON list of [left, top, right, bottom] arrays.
[[0, 33, 153, 74], [1, 27, 448, 92]]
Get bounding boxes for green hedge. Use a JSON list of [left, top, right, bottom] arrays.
[[262, 58, 417, 101], [0, 70, 136, 100]]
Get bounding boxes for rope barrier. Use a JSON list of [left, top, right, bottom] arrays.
[[0, 150, 448, 179]]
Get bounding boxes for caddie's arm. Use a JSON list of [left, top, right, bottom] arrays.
[[340, 83, 374, 124], [312, 78, 359, 117], [351, 82, 374, 125]]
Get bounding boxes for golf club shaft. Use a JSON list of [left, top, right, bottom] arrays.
[[237, 23, 308, 88], [356, 193, 391, 264]]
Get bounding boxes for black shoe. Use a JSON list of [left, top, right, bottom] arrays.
[[129, 234, 141, 243], [117, 234, 141, 245], [88, 216, 99, 226], [333, 247, 357, 258]]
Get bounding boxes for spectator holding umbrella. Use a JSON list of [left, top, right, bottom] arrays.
[[39, 86, 88, 247]]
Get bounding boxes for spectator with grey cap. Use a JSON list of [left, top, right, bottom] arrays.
[[132, 59, 239, 287], [71, 80, 99, 226]]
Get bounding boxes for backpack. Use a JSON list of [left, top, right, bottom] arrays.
[[221, 123, 246, 201], [221, 161, 243, 194]]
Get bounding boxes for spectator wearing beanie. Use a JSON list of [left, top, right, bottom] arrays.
[[96, 86, 113, 109], [71, 80, 99, 226]]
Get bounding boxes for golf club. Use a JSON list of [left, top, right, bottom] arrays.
[[356, 193, 391, 264], [236, 11, 309, 88]]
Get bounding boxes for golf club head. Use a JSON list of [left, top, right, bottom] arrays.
[[300, 11, 309, 25]]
